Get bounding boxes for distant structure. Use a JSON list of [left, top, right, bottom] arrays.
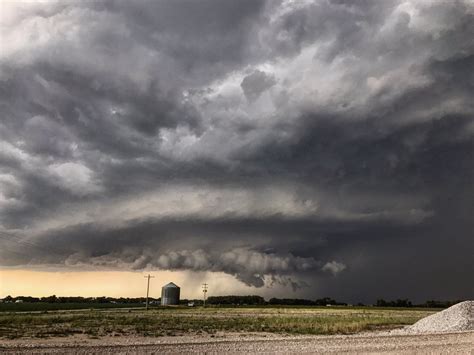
[[202, 283, 208, 307], [161, 282, 180, 305]]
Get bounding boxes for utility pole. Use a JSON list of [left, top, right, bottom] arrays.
[[144, 274, 155, 310], [202, 283, 208, 307]]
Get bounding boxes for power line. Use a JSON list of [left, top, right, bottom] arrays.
[[144, 274, 155, 310]]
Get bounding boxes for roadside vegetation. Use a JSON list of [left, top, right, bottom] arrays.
[[0, 306, 435, 339]]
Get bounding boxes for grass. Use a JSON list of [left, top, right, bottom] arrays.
[[0, 305, 436, 339]]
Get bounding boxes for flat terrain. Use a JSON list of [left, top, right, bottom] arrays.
[[4, 306, 470, 353], [0, 306, 435, 339]]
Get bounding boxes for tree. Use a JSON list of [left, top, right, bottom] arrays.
[[42, 295, 58, 303]]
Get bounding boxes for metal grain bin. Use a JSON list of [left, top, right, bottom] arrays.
[[161, 282, 180, 305]]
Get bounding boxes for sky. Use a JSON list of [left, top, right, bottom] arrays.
[[0, 0, 473, 303]]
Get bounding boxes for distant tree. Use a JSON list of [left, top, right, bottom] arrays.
[[95, 296, 109, 303], [268, 297, 345, 306], [207, 295, 265, 305], [394, 299, 412, 307], [376, 299, 388, 307], [269, 298, 316, 305], [3, 295, 13, 302], [315, 297, 338, 306], [419, 300, 461, 308], [18, 296, 40, 303], [42, 295, 58, 303], [376, 298, 412, 307]]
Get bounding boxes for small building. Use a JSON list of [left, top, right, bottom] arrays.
[[161, 282, 180, 306]]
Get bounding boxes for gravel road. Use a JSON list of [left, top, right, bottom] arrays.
[[1, 331, 473, 354]]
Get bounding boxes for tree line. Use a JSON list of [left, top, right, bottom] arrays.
[[0, 294, 464, 308], [375, 299, 462, 308], [0, 295, 154, 304]]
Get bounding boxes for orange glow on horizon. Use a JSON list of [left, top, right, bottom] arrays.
[[0, 269, 260, 299]]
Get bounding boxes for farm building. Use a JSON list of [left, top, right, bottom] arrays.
[[161, 282, 180, 305]]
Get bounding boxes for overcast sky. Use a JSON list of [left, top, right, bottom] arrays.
[[0, 0, 473, 302]]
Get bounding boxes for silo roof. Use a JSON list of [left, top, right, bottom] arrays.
[[163, 282, 179, 288]]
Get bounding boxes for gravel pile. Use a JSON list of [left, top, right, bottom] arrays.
[[404, 301, 473, 334]]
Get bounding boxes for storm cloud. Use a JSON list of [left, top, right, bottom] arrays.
[[0, 0, 473, 302]]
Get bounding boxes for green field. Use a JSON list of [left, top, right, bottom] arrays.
[[0, 305, 435, 339]]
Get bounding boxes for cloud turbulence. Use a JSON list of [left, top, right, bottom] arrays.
[[0, 0, 473, 302]]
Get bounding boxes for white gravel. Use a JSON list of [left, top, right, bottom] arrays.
[[393, 301, 473, 335]]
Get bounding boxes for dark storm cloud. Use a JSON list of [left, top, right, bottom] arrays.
[[1, 0, 473, 301], [241, 70, 277, 102]]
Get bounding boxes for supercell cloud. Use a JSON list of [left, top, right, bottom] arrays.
[[0, 0, 473, 302]]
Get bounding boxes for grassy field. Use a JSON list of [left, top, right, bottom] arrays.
[[0, 306, 436, 339]]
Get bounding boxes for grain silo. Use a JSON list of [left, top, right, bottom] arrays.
[[161, 282, 180, 305]]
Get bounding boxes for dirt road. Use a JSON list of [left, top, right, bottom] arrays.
[[1, 331, 473, 354]]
